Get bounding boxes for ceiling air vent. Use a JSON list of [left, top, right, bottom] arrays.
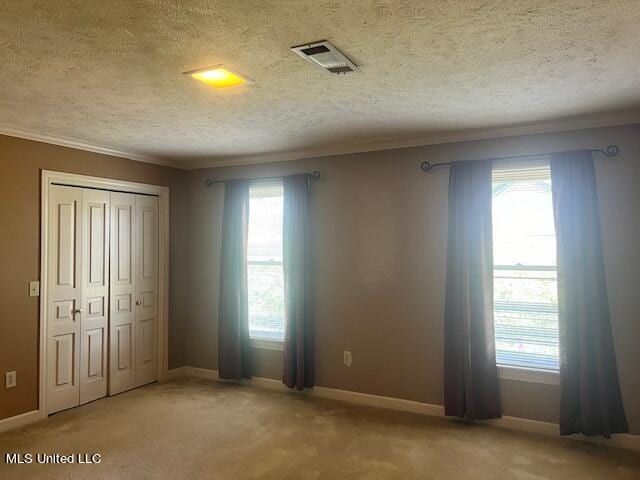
[[291, 40, 358, 75]]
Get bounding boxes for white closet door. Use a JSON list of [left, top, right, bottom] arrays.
[[109, 192, 137, 395], [47, 185, 82, 414], [79, 189, 110, 404], [135, 195, 159, 387]]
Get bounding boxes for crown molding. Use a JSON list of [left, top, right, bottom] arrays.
[[0, 126, 183, 169], [3, 109, 639, 172], [184, 109, 640, 170]]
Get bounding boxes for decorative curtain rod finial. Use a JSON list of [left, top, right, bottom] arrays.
[[602, 145, 620, 157], [204, 178, 214, 187], [311, 170, 321, 180]]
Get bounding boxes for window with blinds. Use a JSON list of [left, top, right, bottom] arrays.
[[492, 160, 559, 370], [247, 180, 285, 341]]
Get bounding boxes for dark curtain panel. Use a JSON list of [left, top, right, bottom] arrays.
[[282, 174, 314, 390], [444, 159, 501, 420], [218, 180, 252, 380], [550, 150, 628, 437]]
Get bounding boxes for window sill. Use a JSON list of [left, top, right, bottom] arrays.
[[250, 338, 284, 351], [498, 365, 559, 385]]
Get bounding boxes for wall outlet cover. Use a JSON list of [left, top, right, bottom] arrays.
[[343, 350, 352, 367], [29, 281, 40, 297], [5, 371, 17, 388]]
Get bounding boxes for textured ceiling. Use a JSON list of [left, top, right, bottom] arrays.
[[1, 1, 640, 167]]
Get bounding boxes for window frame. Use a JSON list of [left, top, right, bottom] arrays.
[[497, 365, 559, 385], [491, 159, 560, 383], [250, 337, 285, 351], [246, 179, 286, 348]]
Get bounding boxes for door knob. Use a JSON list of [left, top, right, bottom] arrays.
[[71, 308, 82, 315], [135, 300, 142, 305]]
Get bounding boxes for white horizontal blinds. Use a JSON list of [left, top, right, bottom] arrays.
[[492, 157, 551, 182], [492, 160, 559, 370], [247, 180, 285, 341]]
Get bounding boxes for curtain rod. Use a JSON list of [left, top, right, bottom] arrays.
[[420, 145, 620, 173], [204, 170, 321, 187]]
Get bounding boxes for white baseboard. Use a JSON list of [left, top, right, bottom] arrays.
[[167, 366, 220, 381], [167, 366, 640, 452], [311, 385, 445, 417], [166, 366, 190, 380], [0, 410, 43, 434]]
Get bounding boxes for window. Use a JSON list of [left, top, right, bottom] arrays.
[[492, 161, 559, 371], [247, 180, 285, 342]]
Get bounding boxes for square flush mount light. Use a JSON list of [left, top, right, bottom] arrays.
[[183, 65, 253, 89]]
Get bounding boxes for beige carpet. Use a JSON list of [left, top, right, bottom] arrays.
[[1, 377, 638, 479]]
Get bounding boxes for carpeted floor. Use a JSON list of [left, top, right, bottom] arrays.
[[1, 377, 638, 479]]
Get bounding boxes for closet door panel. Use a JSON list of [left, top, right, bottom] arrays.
[[47, 186, 82, 414], [109, 192, 136, 395], [135, 195, 159, 387], [79, 189, 110, 404]]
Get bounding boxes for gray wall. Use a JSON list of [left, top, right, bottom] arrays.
[[181, 124, 640, 433]]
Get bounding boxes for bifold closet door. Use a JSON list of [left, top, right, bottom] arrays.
[[134, 195, 159, 388], [47, 187, 159, 409], [109, 193, 136, 395], [47, 186, 110, 414], [109, 193, 159, 395], [79, 189, 110, 405], [47, 186, 83, 414]]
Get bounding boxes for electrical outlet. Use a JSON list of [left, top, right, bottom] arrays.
[[5, 371, 16, 388], [343, 350, 352, 367], [29, 281, 40, 297]]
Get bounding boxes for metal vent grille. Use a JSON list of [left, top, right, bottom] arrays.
[[292, 40, 358, 75], [300, 45, 330, 56], [327, 65, 354, 74]]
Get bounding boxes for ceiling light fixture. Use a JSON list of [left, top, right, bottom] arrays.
[[184, 65, 253, 89]]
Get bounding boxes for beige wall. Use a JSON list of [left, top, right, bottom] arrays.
[[184, 124, 640, 433], [0, 135, 188, 420]]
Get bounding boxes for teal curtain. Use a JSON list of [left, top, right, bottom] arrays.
[[444, 159, 501, 420], [218, 180, 252, 380], [282, 174, 314, 390], [550, 150, 628, 437]]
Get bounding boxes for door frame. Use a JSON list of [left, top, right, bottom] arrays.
[[39, 170, 170, 418]]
